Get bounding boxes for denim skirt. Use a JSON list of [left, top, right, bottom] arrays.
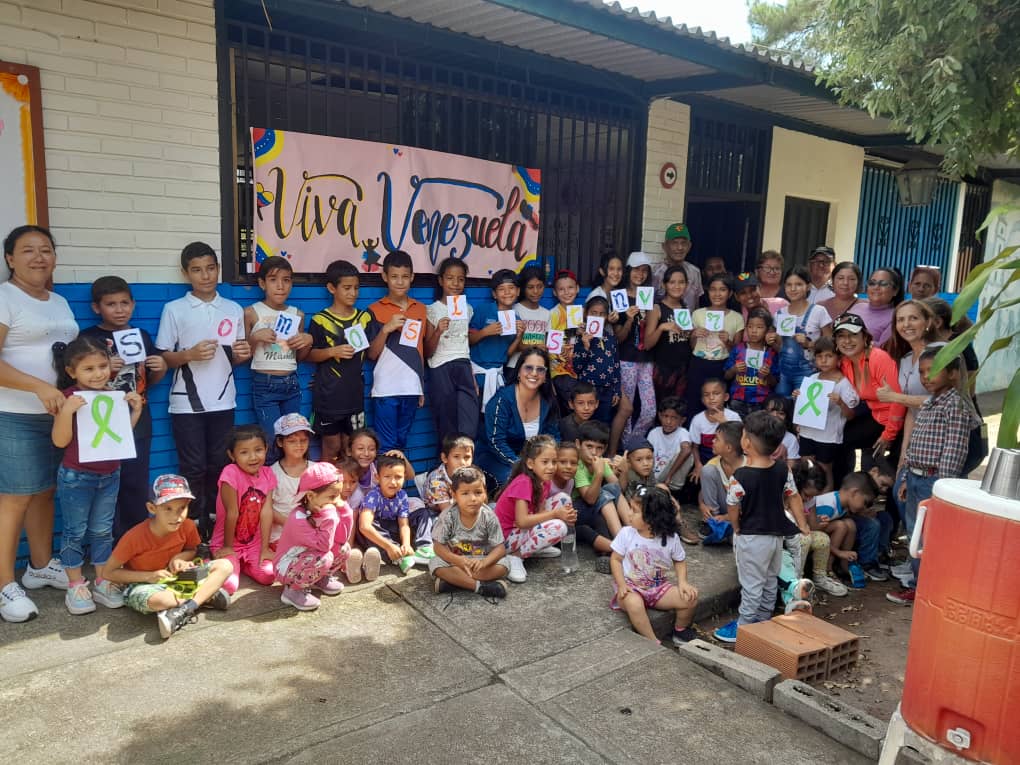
[[0, 411, 63, 494]]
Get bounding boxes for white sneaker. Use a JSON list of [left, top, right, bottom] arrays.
[[891, 562, 913, 577], [531, 546, 562, 559], [813, 574, 849, 597], [506, 555, 527, 583], [22, 558, 69, 591], [65, 581, 96, 615], [0, 581, 39, 623], [93, 580, 124, 609]]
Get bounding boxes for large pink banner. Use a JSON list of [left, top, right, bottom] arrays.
[[251, 128, 541, 276]]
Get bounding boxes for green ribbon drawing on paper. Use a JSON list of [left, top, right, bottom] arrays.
[[797, 381, 824, 417], [90, 394, 124, 448]]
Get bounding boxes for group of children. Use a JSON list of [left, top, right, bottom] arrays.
[[30, 229, 974, 646]]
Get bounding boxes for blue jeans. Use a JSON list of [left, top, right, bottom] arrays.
[[775, 338, 815, 397], [904, 472, 937, 584], [373, 395, 419, 453], [252, 371, 302, 460], [57, 466, 120, 570], [853, 513, 880, 566]]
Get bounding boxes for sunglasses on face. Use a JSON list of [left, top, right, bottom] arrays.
[[522, 364, 547, 375], [868, 279, 893, 288]]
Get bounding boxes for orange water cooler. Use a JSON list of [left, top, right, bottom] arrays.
[[880, 457, 1020, 764]]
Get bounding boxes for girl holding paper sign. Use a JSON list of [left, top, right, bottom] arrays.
[[425, 258, 479, 448], [773, 266, 832, 397], [644, 264, 693, 405], [51, 336, 143, 615], [687, 273, 743, 416], [610, 253, 657, 452]]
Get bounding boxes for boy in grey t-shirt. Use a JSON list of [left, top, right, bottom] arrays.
[[429, 467, 510, 599], [697, 421, 744, 544]]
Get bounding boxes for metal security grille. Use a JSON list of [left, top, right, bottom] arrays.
[[687, 114, 770, 197], [854, 165, 960, 281], [955, 182, 991, 289], [222, 16, 642, 283]]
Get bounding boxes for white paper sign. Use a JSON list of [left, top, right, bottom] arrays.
[[776, 312, 798, 337], [792, 375, 836, 430], [705, 310, 725, 332], [215, 317, 237, 346], [610, 289, 629, 312], [345, 324, 370, 353], [112, 328, 146, 365], [399, 319, 422, 347], [272, 311, 299, 340], [585, 316, 605, 339], [446, 295, 468, 320], [75, 390, 136, 463], [566, 304, 583, 329], [673, 308, 693, 330], [498, 310, 517, 336], [745, 349, 765, 370], [635, 286, 654, 311], [546, 329, 564, 354]]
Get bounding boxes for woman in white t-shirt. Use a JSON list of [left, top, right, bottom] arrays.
[[0, 226, 80, 624], [774, 266, 832, 397]]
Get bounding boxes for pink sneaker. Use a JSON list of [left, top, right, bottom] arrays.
[[280, 587, 321, 611], [313, 575, 344, 596]]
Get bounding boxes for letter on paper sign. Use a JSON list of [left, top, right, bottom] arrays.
[[635, 286, 654, 311], [610, 289, 629, 312], [566, 304, 583, 329], [745, 349, 765, 370], [776, 313, 797, 337], [446, 295, 467, 319], [498, 310, 517, 336], [705, 311, 724, 332], [216, 317, 237, 346], [585, 316, 605, 339], [673, 309, 693, 331], [76, 391, 136, 463], [399, 319, 422, 347], [273, 312, 299, 340], [345, 324, 370, 353], [113, 328, 146, 365], [546, 329, 564, 354]]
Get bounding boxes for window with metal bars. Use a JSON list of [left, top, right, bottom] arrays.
[[221, 16, 643, 284]]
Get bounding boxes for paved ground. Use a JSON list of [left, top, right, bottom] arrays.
[[1, 545, 868, 765]]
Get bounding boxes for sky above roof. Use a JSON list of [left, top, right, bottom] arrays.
[[636, 0, 754, 43]]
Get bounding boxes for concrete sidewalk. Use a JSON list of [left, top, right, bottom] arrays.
[[1, 544, 868, 765]]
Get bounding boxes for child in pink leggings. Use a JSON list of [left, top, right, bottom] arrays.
[[211, 425, 277, 594], [275, 462, 354, 611], [492, 434, 576, 584]]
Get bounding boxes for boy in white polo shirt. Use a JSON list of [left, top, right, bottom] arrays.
[[156, 242, 251, 537]]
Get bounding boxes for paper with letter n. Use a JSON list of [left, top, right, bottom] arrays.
[[112, 328, 146, 365], [610, 290, 629, 313], [792, 375, 835, 430], [75, 391, 136, 463]]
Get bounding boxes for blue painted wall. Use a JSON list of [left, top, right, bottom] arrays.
[[19, 279, 561, 565]]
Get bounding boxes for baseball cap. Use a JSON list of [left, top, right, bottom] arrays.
[[490, 268, 517, 287], [810, 245, 836, 261], [664, 223, 691, 241], [624, 436, 654, 454], [626, 251, 653, 269], [734, 272, 759, 290], [833, 313, 866, 334], [151, 474, 195, 506], [274, 412, 313, 437], [298, 461, 342, 496]]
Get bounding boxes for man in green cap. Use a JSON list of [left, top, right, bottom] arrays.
[[653, 222, 702, 309]]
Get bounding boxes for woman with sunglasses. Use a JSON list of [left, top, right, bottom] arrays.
[[848, 268, 904, 346], [0, 226, 80, 623], [475, 348, 561, 485]]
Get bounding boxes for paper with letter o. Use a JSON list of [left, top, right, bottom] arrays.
[[566, 304, 583, 329], [399, 318, 423, 347], [705, 310, 725, 332], [776, 312, 798, 337], [446, 295, 467, 320], [345, 324, 370, 353], [498, 310, 516, 336], [546, 329, 564, 354], [112, 328, 146, 365], [792, 375, 835, 430], [673, 308, 693, 331], [610, 289, 629, 313], [635, 286, 654, 311], [585, 316, 605, 339], [272, 311, 299, 340], [216, 317, 237, 346], [745, 349, 765, 371], [76, 390, 137, 463]]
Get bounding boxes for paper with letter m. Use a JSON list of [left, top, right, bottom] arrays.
[[251, 128, 541, 275], [75, 390, 137, 463], [792, 375, 835, 430]]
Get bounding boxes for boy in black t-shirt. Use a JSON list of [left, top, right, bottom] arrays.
[[307, 260, 371, 463], [713, 411, 809, 643]]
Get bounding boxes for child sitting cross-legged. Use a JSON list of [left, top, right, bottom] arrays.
[[103, 475, 232, 640], [697, 420, 744, 545], [646, 396, 694, 494], [610, 485, 699, 646], [358, 455, 435, 574], [713, 411, 810, 644], [430, 466, 509, 599], [423, 433, 475, 514], [275, 462, 354, 611]]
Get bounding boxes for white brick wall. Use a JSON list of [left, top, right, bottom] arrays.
[[640, 99, 690, 258], [2, 0, 220, 283]]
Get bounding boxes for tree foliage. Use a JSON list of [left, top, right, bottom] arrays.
[[748, 0, 1020, 177]]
